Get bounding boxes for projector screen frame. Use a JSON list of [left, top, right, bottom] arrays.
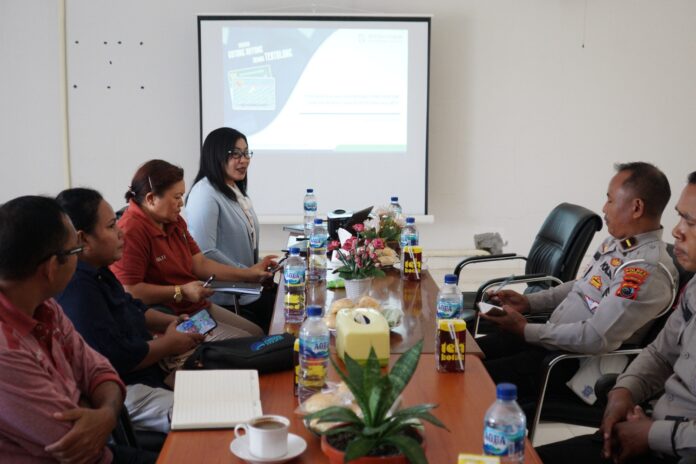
[[197, 14, 431, 215]]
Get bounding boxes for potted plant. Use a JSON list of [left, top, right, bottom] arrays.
[[329, 224, 386, 300], [363, 207, 405, 254], [306, 340, 447, 463]]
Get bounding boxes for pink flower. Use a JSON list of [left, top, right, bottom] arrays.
[[343, 237, 357, 251], [371, 238, 385, 250], [369, 252, 378, 261], [352, 223, 365, 233], [328, 240, 341, 251]]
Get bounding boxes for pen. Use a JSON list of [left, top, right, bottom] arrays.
[[202, 274, 215, 288]]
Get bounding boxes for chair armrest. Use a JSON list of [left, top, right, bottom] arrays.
[[454, 253, 525, 280], [475, 273, 564, 307]]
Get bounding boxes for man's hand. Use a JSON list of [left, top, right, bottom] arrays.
[[181, 281, 214, 303], [45, 406, 117, 464], [487, 289, 530, 314], [480, 308, 528, 336], [162, 320, 205, 355], [612, 406, 652, 463], [600, 387, 636, 459], [247, 256, 277, 282]]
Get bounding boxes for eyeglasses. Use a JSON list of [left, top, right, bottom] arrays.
[[227, 149, 254, 160], [55, 245, 85, 259]]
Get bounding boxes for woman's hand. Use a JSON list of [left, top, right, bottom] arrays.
[[181, 281, 214, 303]]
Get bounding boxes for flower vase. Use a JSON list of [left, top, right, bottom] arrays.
[[344, 277, 373, 301]]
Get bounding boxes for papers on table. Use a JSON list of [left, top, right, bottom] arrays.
[[171, 370, 262, 430]]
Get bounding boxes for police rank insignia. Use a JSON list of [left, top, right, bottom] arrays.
[[590, 275, 603, 289], [610, 258, 622, 267], [616, 266, 649, 300]]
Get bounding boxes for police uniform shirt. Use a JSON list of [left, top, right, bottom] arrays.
[[614, 277, 696, 458], [524, 229, 677, 354]]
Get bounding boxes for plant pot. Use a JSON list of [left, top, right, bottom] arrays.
[[344, 277, 373, 301], [321, 435, 412, 464]]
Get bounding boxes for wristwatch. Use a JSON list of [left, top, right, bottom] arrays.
[[173, 285, 183, 303]]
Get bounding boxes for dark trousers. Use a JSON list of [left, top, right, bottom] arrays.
[[222, 284, 277, 334], [536, 432, 679, 464], [110, 445, 158, 464], [478, 330, 579, 419]]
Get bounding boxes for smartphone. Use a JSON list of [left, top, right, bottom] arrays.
[[176, 309, 217, 335], [478, 302, 507, 317], [269, 256, 287, 274]]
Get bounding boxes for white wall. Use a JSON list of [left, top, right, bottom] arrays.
[[1, 0, 693, 259]]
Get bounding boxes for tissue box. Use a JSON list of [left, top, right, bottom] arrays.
[[336, 308, 390, 366]]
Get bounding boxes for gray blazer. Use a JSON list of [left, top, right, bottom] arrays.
[[186, 177, 260, 305]]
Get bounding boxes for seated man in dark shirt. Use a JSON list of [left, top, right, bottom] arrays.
[[56, 188, 204, 433]]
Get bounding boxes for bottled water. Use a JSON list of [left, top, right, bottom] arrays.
[[436, 274, 463, 319], [298, 305, 329, 402], [308, 218, 328, 283], [303, 188, 317, 236], [389, 196, 402, 216], [483, 383, 526, 463], [399, 217, 418, 248], [284, 247, 306, 324]]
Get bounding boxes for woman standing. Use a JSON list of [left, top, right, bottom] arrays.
[[187, 128, 276, 333], [111, 159, 274, 337]]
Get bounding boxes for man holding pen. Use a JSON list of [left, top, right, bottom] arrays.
[[478, 162, 677, 408]]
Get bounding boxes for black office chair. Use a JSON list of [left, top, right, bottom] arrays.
[[527, 245, 692, 443], [112, 408, 167, 453], [454, 203, 603, 334]]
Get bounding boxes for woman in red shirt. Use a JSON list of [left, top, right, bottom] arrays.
[[111, 159, 275, 337]]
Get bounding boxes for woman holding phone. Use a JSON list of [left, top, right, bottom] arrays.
[[186, 127, 277, 333], [55, 188, 207, 433], [111, 159, 275, 337]]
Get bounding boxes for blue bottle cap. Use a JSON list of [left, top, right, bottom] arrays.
[[306, 188, 314, 193], [307, 306, 322, 317], [496, 383, 517, 401], [290, 247, 300, 255], [444, 274, 458, 284], [391, 196, 399, 202], [406, 217, 415, 224], [314, 218, 323, 224]]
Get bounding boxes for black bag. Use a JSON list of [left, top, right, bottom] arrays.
[[183, 333, 295, 374]]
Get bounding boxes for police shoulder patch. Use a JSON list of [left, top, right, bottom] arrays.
[[622, 267, 649, 285], [616, 282, 640, 300]]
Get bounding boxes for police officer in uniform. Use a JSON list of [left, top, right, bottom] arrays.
[[478, 162, 678, 409], [536, 172, 696, 464]]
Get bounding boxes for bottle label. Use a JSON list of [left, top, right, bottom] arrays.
[[483, 426, 525, 457], [309, 235, 327, 249], [437, 300, 462, 319], [483, 427, 508, 456], [300, 335, 329, 388], [285, 267, 305, 286], [400, 233, 418, 247], [303, 200, 317, 212]]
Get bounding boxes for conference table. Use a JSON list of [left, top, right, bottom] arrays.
[[156, 269, 543, 463], [270, 268, 483, 357]]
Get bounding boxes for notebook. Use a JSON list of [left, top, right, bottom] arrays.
[[208, 281, 263, 295], [170, 370, 262, 430]]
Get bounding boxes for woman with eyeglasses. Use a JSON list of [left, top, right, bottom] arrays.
[[186, 128, 277, 333], [111, 159, 275, 338]]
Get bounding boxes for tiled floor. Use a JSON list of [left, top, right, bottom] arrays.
[[429, 260, 599, 448]]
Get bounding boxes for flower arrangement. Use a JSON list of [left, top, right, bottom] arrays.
[[328, 224, 386, 280], [362, 206, 405, 243]]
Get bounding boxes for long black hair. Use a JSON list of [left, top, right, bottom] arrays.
[[191, 127, 248, 202]]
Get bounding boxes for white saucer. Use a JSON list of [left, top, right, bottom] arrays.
[[230, 433, 307, 464]]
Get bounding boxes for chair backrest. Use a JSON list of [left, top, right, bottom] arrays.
[[525, 203, 603, 288]]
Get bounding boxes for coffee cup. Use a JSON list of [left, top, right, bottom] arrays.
[[234, 415, 290, 458]]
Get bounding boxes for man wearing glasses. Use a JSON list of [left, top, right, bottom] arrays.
[[0, 196, 153, 463]]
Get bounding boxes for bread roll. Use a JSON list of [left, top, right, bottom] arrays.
[[357, 295, 381, 310], [329, 298, 355, 315]]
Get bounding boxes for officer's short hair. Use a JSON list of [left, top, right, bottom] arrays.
[[688, 171, 696, 184], [0, 196, 70, 280], [614, 162, 671, 218]]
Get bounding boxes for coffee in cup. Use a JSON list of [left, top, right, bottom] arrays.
[[234, 415, 290, 458]]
